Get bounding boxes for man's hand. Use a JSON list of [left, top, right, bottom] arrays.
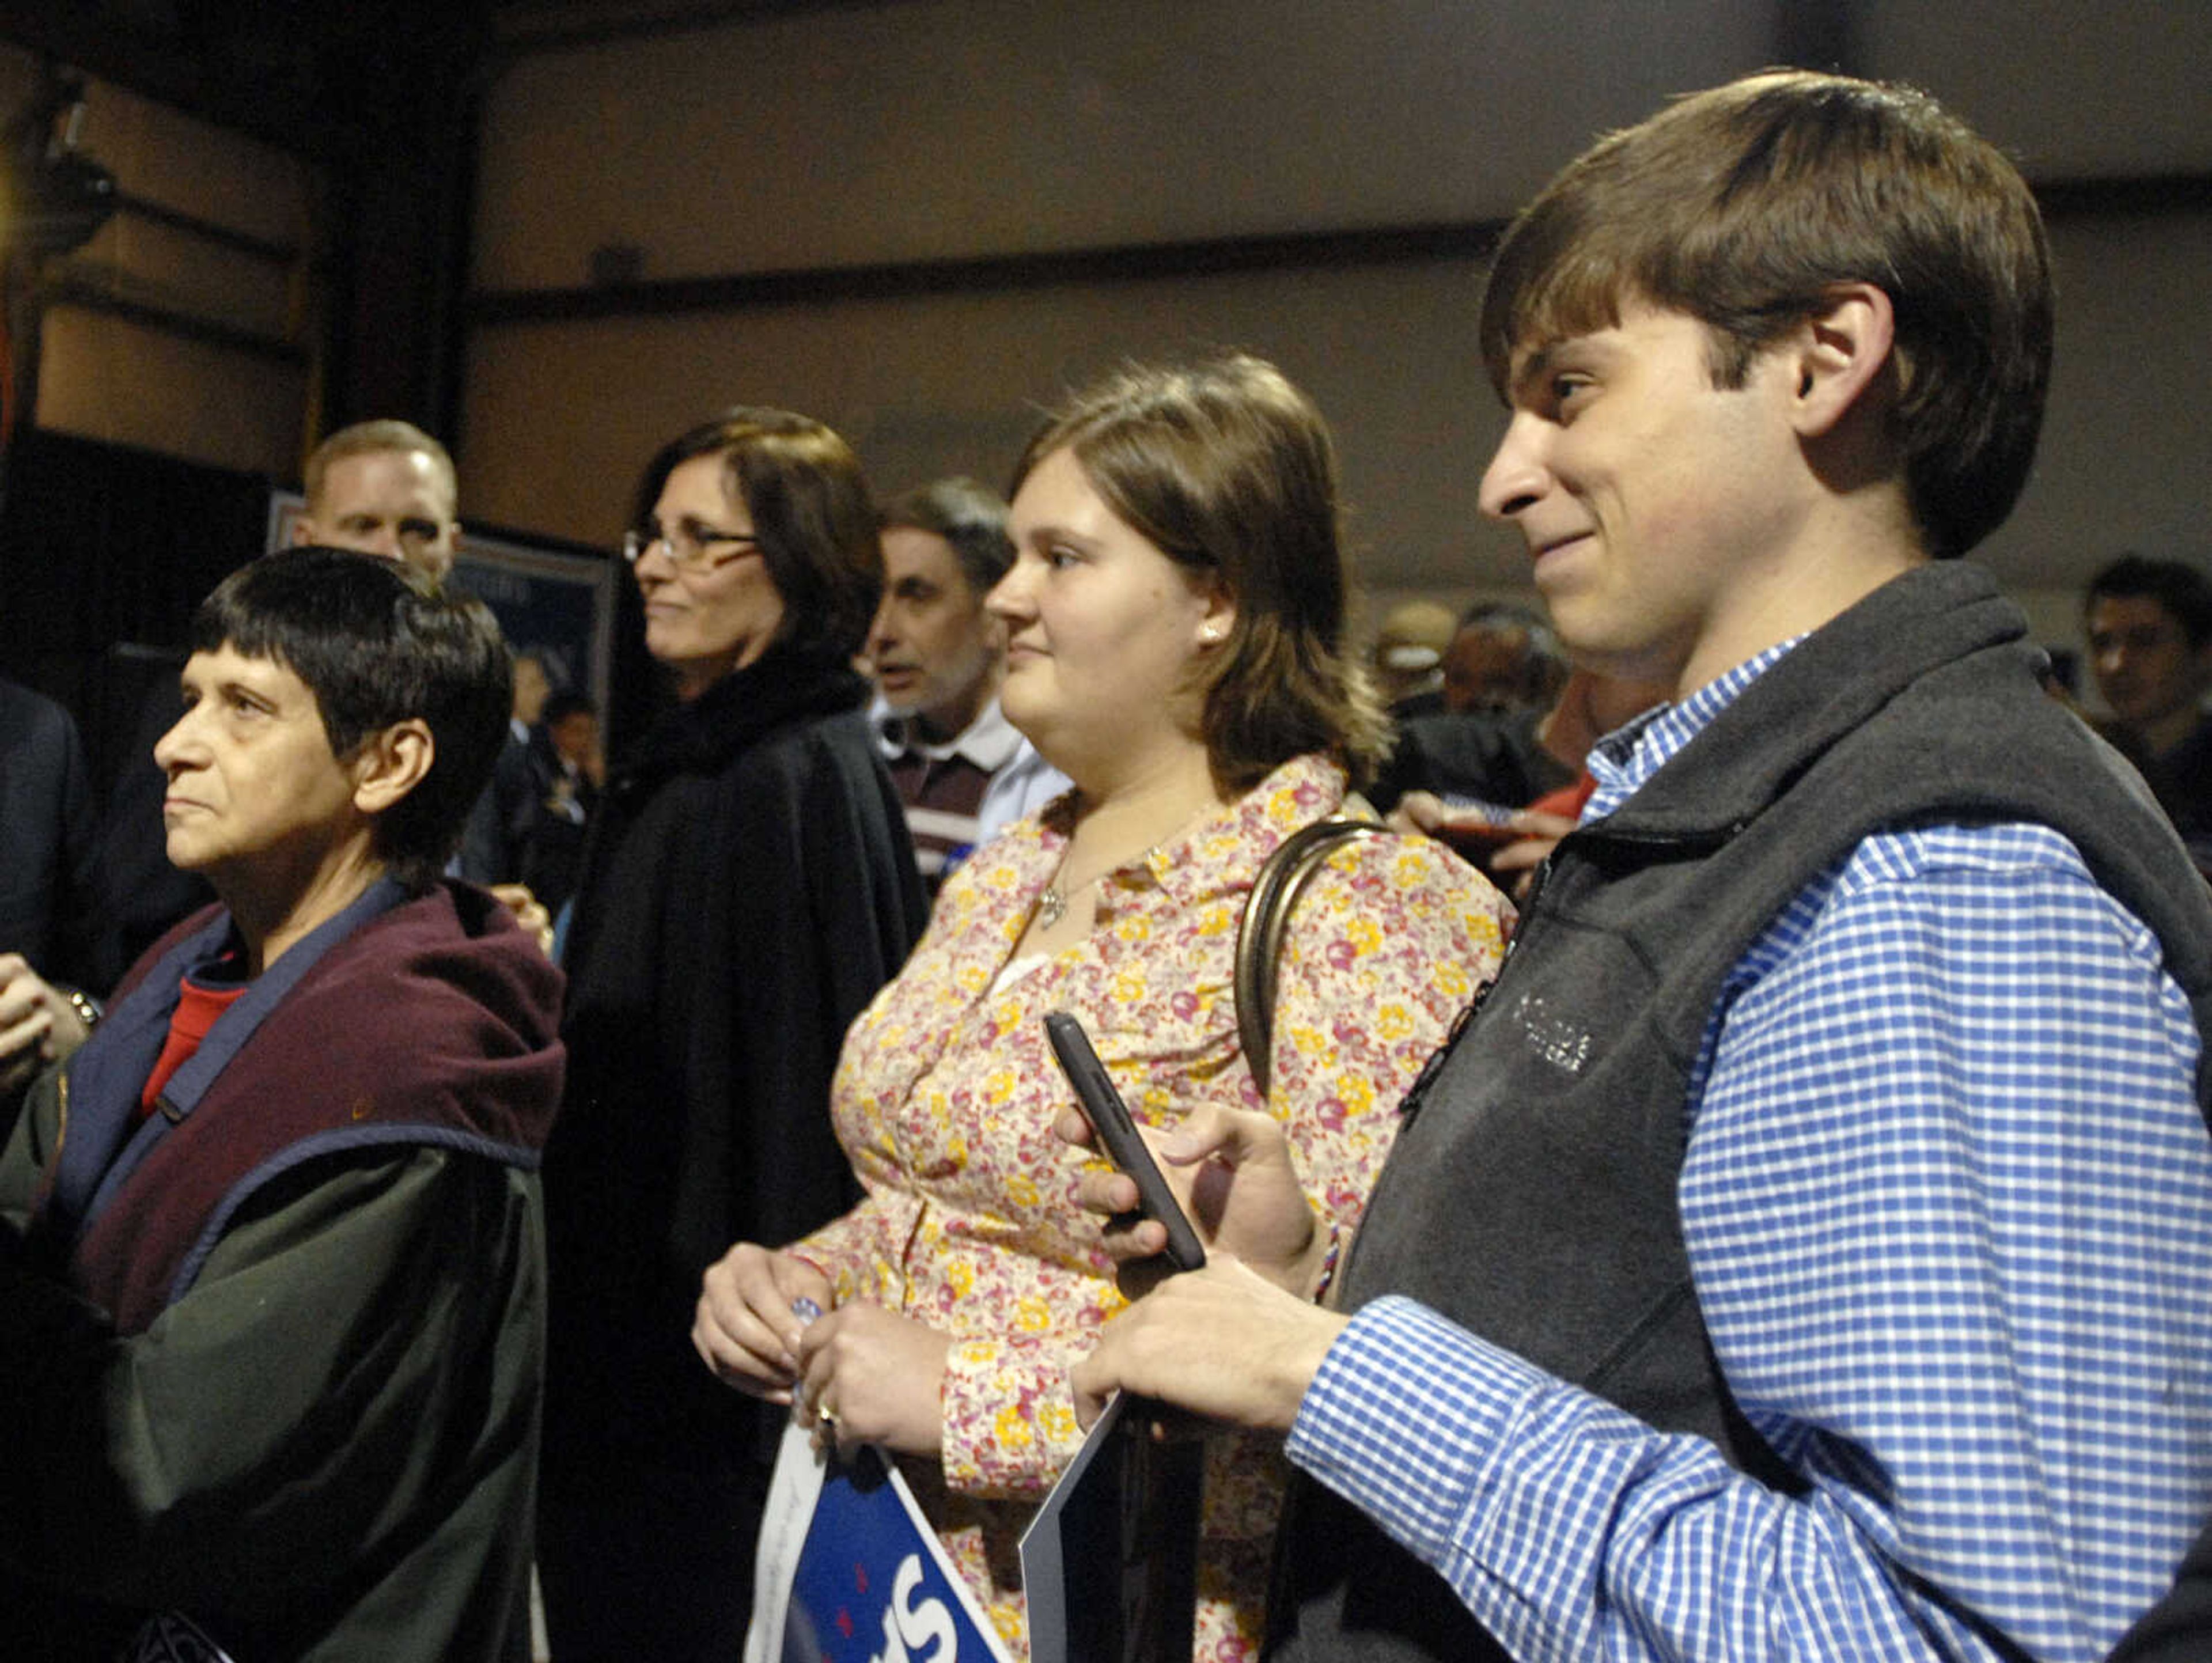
[[1388, 790, 1553, 851], [794, 1302, 950, 1459], [0, 954, 90, 1095], [1388, 793, 1574, 903], [1055, 1101, 1330, 1297], [1387, 789, 1495, 842], [693, 1242, 835, 1401], [1071, 1256, 1347, 1433], [1485, 808, 1577, 901]]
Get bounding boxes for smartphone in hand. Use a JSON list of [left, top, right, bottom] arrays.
[[1044, 1012, 1206, 1272]]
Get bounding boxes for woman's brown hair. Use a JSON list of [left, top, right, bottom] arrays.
[[1009, 355, 1388, 792], [632, 407, 882, 657]]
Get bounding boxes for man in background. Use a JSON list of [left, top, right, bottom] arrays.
[[461, 650, 555, 886], [1370, 601, 1577, 817], [868, 477, 1062, 892], [291, 418, 460, 581], [1437, 601, 1570, 718], [2085, 553, 2212, 865], [521, 688, 603, 917], [1368, 598, 1457, 715]]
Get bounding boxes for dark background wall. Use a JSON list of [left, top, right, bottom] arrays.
[[0, 0, 2208, 787], [0, 3, 492, 777]]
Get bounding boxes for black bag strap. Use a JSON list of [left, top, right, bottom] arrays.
[[1234, 809, 1388, 1096]]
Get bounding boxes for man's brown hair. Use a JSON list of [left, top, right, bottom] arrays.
[[1478, 70, 2054, 559]]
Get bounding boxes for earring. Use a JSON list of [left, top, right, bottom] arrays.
[[1200, 625, 1222, 644]]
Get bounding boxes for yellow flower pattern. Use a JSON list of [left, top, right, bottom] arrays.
[[790, 755, 1509, 1661]]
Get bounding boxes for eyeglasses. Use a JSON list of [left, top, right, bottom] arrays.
[[622, 524, 762, 571]]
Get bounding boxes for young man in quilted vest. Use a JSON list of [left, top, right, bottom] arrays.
[[1069, 70, 2212, 1663]]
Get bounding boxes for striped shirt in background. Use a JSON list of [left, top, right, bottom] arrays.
[[874, 695, 1069, 894], [887, 749, 993, 891]]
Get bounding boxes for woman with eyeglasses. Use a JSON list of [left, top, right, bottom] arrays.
[[536, 409, 929, 1662], [694, 358, 1512, 1660]]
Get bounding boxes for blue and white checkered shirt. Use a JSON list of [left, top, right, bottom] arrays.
[[1287, 638, 2212, 1662]]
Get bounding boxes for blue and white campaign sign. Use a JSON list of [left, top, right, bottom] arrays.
[[747, 1422, 1013, 1663]]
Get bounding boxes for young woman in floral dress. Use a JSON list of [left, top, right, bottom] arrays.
[[696, 357, 1509, 1660]]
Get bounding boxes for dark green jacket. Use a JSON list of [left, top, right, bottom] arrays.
[[0, 882, 563, 1662]]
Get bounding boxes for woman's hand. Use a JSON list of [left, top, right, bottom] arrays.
[[488, 883, 555, 958], [794, 1303, 950, 1460], [1055, 1101, 1331, 1298], [0, 954, 90, 1096], [692, 1242, 835, 1401]]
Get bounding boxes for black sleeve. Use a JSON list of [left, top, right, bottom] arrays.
[[0, 688, 107, 990], [729, 733, 926, 1251]]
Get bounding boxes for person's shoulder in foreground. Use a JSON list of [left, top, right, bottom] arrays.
[[0, 546, 563, 1663], [0, 676, 102, 985], [1071, 69, 2212, 1663]]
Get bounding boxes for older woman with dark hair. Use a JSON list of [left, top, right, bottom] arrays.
[[538, 409, 929, 1662], [0, 548, 560, 1662], [696, 358, 1510, 1660]]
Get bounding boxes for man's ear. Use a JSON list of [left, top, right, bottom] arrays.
[[350, 719, 435, 816], [290, 515, 320, 547], [1788, 283, 1896, 440]]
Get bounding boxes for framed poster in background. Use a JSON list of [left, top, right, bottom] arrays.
[[265, 491, 618, 710]]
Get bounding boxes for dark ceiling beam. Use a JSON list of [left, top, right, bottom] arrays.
[[467, 171, 2212, 330], [112, 191, 298, 266], [2037, 175, 2212, 217], [469, 219, 1512, 326], [43, 279, 305, 365], [488, 0, 918, 56]]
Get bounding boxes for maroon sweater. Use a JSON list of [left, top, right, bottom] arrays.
[[33, 879, 563, 1335]]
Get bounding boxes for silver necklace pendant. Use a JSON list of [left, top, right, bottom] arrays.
[[1037, 885, 1067, 927]]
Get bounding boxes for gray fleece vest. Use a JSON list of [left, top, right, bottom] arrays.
[[1268, 561, 2212, 1662]]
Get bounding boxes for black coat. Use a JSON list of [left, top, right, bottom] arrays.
[[541, 641, 928, 1479], [1369, 705, 1577, 813], [0, 677, 103, 988], [460, 722, 560, 886]]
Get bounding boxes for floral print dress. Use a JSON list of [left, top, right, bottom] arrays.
[[791, 753, 1510, 1660]]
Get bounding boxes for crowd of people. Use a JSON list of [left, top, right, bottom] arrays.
[[1, 66, 2210, 1663]]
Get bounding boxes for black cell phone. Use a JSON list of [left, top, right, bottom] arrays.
[[1044, 1011, 1206, 1272]]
